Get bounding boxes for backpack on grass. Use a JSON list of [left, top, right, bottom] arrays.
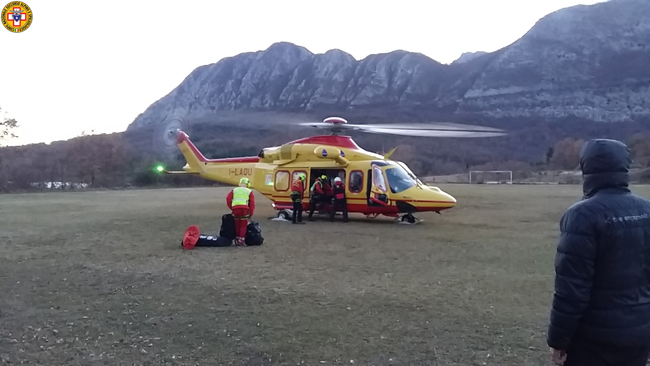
[[245, 221, 264, 246], [219, 213, 236, 240]]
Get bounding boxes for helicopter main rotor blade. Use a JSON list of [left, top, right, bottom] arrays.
[[297, 121, 506, 137], [298, 122, 337, 128], [356, 127, 507, 138], [347, 122, 505, 133]]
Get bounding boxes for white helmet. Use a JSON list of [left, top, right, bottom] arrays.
[[334, 177, 341, 183]]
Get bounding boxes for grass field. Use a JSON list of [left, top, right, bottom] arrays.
[[2, 184, 650, 366]]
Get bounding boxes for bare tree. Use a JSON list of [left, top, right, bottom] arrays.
[[550, 138, 584, 170], [628, 132, 650, 167], [0, 106, 18, 147]]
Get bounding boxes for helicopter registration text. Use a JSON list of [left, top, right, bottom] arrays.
[[229, 168, 253, 176]]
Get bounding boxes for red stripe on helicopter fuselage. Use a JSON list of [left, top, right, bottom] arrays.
[[270, 201, 454, 214], [267, 194, 455, 213], [269, 195, 455, 205]]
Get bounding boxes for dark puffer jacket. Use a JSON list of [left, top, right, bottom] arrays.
[[547, 139, 650, 350]]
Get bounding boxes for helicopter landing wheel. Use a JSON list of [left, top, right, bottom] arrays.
[[396, 213, 422, 225], [277, 210, 292, 221]]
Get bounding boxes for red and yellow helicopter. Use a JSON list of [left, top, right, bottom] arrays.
[[158, 116, 506, 223]]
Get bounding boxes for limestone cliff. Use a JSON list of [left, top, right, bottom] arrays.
[[128, 0, 650, 130], [458, 0, 650, 122]]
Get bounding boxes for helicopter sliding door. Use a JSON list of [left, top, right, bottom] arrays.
[[368, 164, 390, 206]]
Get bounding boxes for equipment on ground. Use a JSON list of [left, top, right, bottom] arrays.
[[160, 116, 507, 224], [181, 225, 232, 249], [220, 213, 236, 240], [180, 218, 264, 249], [245, 221, 264, 246]]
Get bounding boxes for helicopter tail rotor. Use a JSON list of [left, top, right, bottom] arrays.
[[153, 115, 190, 159]]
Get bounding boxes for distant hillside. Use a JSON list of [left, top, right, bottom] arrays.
[[129, 0, 650, 130]]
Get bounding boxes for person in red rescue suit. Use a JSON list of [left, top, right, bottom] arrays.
[[330, 177, 349, 222], [307, 175, 331, 221], [290, 173, 306, 224], [226, 177, 255, 246]]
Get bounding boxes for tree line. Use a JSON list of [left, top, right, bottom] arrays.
[[1, 108, 650, 192]]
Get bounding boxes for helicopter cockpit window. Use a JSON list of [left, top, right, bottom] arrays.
[[396, 161, 424, 185], [395, 161, 415, 178], [349, 170, 363, 193], [385, 165, 417, 193]]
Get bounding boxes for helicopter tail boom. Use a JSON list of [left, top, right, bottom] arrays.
[[176, 130, 260, 165], [175, 130, 260, 186]]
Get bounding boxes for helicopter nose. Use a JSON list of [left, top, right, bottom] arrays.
[[427, 186, 457, 206], [446, 194, 457, 206], [443, 190, 457, 203], [440, 191, 456, 206]]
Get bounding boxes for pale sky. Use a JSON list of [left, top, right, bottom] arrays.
[[1, 0, 607, 146]]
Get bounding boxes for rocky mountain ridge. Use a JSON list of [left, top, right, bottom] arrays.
[[451, 52, 488, 65], [128, 0, 650, 130]]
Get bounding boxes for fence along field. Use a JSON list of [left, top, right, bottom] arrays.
[[425, 167, 650, 185]]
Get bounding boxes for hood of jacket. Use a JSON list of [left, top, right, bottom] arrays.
[[580, 139, 632, 198]]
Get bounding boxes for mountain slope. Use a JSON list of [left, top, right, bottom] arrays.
[[128, 0, 650, 130], [459, 0, 650, 121], [128, 43, 450, 129]]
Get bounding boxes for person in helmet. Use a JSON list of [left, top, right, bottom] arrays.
[[307, 174, 330, 221], [290, 173, 307, 224], [330, 176, 349, 222], [323, 174, 334, 198], [226, 177, 255, 245]]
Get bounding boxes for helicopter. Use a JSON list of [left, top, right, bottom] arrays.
[[157, 116, 506, 223]]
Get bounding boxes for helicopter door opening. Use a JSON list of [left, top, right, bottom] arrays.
[[368, 164, 390, 206], [309, 168, 346, 189]]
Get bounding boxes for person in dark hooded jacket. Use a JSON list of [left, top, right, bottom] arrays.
[[547, 139, 650, 365]]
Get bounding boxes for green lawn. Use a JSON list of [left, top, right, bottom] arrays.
[[2, 184, 648, 365]]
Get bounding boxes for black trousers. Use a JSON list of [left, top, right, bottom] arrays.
[[291, 194, 303, 223], [308, 194, 326, 219], [330, 198, 348, 222], [564, 336, 650, 366]]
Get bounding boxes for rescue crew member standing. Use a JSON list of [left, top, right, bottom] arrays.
[[330, 177, 349, 222], [226, 177, 255, 246], [290, 173, 306, 224], [307, 175, 327, 221]]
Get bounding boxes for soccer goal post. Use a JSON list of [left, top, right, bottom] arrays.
[[468, 170, 513, 184]]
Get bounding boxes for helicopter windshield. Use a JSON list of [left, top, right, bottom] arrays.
[[395, 161, 423, 184], [385, 164, 417, 193]]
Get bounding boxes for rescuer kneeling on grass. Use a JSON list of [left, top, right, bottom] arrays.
[[226, 177, 255, 246]]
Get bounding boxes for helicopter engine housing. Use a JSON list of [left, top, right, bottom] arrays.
[[314, 146, 349, 166]]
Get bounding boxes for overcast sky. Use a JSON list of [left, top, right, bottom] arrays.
[[1, 0, 606, 146]]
